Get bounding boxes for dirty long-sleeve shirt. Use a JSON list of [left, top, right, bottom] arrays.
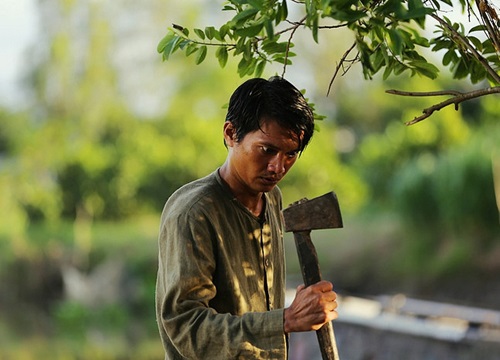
[[155, 170, 287, 359]]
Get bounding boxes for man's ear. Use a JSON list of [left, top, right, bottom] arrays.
[[223, 121, 236, 147]]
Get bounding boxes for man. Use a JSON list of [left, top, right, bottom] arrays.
[[156, 76, 338, 359]]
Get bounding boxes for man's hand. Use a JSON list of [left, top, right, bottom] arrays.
[[283, 280, 338, 333]]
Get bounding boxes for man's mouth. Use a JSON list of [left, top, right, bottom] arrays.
[[261, 176, 281, 185]]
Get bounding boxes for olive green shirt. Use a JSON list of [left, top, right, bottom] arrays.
[[156, 170, 287, 359]]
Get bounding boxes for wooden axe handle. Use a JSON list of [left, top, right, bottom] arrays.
[[293, 231, 340, 360]]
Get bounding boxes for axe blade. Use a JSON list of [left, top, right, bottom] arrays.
[[283, 191, 343, 233]]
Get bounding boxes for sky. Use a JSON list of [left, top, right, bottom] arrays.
[[0, 0, 37, 109]]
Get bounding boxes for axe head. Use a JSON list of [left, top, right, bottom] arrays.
[[282, 191, 343, 232]]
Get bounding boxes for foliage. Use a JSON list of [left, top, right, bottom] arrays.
[[1, 4, 499, 358], [387, 123, 500, 278], [327, 70, 500, 279], [391, 125, 499, 235], [158, 0, 500, 123]]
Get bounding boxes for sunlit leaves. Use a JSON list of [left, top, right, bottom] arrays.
[[158, 0, 499, 87], [157, 1, 293, 77], [157, 33, 178, 61], [430, 16, 500, 84]]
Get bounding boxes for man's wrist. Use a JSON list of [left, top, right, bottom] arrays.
[[283, 307, 291, 334]]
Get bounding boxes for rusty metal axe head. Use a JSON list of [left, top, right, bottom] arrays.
[[282, 191, 343, 232]]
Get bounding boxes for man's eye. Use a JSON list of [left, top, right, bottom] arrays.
[[261, 146, 276, 154], [287, 151, 298, 159]]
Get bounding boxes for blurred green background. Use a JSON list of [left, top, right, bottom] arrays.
[[1, 0, 499, 359]]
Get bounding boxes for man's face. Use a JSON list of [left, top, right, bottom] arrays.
[[224, 118, 302, 196]]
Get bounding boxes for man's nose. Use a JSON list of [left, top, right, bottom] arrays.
[[268, 155, 286, 174]]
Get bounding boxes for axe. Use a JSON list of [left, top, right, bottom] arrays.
[[282, 191, 343, 360]]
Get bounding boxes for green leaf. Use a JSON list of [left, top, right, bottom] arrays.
[[467, 36, 483, 51], [157, 33, 175, 53], [219, 24, 230, 40], [431, 39, 452, 52], [442, 49, 457, 66], [235, 24, 264, 37], [216, 46, 229, 68], [277, 0, 288, 23], [470, 61, 486, 83], [195, 45, 208, 65], [453, 59, 469, 79], [262, 40, 289, 54], [244, 58, 257, 76], [234, 37, 246, 55], [243, 40, 253, 60], [205, 26, 217, 40], [312, 14, 319, 43], [305, 0, 315, 17], [272, 56, 292, 65], [406, 0, 435, 21], [357, 38, 374, 73], [382, 62, 394, 80], [185, 43, 199, 57], [247, 0, 265, 11], [409, 60, 439, 79], [469, 25, 487, 33], [237, 57, 251, 77], [160, 35, 182, 60], [265, 19, 274, 41], [394, 63, 408, 76], [255, 59, 267, 77], [375, 0, 402, 16], [405, 27, 430, 47], [232, 8, 259, 25], [179, 39, 191, 50], [194, 28, 205, 40], [371, 49, 386, 71], [388, 28, 403, 55], [372, 22, 385, 42], [330, 9, 366, 22], [483, 41, 497, 54], [408, 0, 424, 11]]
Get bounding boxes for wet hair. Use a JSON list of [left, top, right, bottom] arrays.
[[225, 76, 315, 153]]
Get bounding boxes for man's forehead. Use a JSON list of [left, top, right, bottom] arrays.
[[258, 117, 303, 136], [253, 124, 302, 150]]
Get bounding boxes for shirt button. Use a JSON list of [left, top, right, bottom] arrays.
[[265, 259, 270, 267]]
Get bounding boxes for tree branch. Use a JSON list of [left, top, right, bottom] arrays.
[[386, 86, 500, 125], [281, 16, 307, 77], [280, 18, 348, 77], [327, 42, 357, 96], [430, 13, 500, 84]]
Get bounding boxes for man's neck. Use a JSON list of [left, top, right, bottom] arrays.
[[218, 165, 264, 217]]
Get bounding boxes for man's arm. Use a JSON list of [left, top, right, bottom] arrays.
[[156, 210, 287, 359]]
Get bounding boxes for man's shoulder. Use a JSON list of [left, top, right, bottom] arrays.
[[163, 170, 225, 215]]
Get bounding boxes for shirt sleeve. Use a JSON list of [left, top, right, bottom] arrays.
[[156, 207, 287, 359]]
